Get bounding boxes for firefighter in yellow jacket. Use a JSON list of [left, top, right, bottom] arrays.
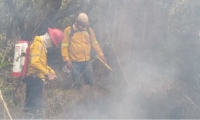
[[61, 13, 107, 88], [23, 28, 64, 119]]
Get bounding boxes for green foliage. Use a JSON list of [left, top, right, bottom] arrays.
[[0, 62, 10, 68]]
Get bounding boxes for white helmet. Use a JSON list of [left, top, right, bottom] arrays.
[[77, 13, 89, 25]]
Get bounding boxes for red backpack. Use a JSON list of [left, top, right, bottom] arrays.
[[12, 40, 30, 79]]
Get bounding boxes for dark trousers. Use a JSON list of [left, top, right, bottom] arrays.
[[72, 60, 94, 88], [23, 75, 44, 118]]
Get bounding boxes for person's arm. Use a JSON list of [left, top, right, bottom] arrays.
[[90, 28, 107, 63], [46, 66, 55, 75], [61, 27, 73, 70], [61, 27, 70, 62], [30, 42, 49, 75]]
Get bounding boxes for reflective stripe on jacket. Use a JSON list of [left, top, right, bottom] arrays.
[[27, 36, 55, 80], [61, 26, 104, 62]]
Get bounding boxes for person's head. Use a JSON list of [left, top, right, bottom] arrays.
[[76, 13, 89, 30], [48, 28, 64, 47]]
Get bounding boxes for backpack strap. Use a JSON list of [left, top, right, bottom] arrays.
[[68, 25, 75, 49], [69, 25, 75, 38], [68, 26, 91, 47], [69, 25, 91, 39], [86, 26, 91, 37]]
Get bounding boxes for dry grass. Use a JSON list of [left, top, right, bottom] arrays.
[[0, 69, 109, 119], [0, 65, 200, 119]]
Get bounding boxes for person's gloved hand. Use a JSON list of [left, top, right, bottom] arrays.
[[66, 60, 73, 70], [48, 73, 56, 80]]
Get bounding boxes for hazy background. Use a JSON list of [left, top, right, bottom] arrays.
[[0, 0, 200, 119]]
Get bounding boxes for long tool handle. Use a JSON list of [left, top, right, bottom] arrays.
[[0, 90, 13, 120], [97, 56, 113, 72]]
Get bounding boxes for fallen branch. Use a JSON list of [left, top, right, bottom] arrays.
[[0, 90, 13, 120], [183, 94, 199, 109]]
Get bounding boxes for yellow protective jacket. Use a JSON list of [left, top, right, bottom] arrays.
[[27, 36, 55, 80], [61, 26, 104, 62]]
